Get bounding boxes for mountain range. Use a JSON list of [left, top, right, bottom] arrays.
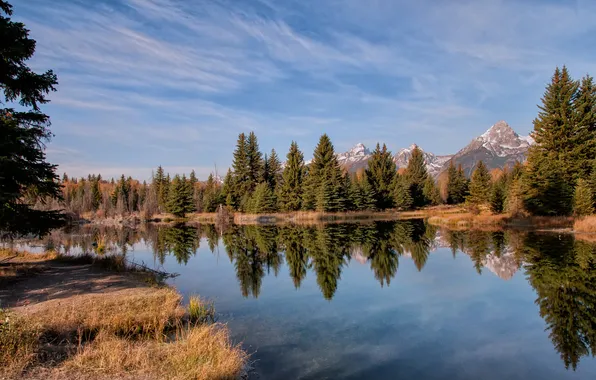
[[337, 121, 533, 177]]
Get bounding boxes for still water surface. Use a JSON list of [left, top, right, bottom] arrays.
[[22, 220, 596, 379]]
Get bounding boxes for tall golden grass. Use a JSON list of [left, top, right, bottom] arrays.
[[574, 215, 596, 233]]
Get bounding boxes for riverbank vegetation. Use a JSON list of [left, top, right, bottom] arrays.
[[0, 249, 247, 379]]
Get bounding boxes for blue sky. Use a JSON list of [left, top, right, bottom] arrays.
[[13, 0, 596, 180]]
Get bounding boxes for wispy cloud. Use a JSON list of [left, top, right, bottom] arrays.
[[13, 0, 596, 174]]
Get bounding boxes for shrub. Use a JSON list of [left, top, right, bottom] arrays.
[[188, 296, 216, 325]]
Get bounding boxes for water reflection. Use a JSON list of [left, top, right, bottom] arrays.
[[22, 221, 596, 371]]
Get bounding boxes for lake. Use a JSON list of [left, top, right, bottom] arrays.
[[14, 220, 596, 379]]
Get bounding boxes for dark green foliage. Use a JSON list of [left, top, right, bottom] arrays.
[[467, 160, 491, 205], [422, 177, 441, 206], [154, 166, 169, 212], [164, 224, 199, 264], [446, 161, 469, 205], [264, 149, 282, 192], [166, 175, 195, 217], [573, 178, 594, 216], [91, 175, 102, 211], [278, 141, 304, 211], [523, 156, 573, 216], [302, 135, 346, 212], [202, 174, 222, 212], [393, 174, 413, 210], [221, 168, 235, 208], [365, 143, 396, 209], [246, 182, 277, 214], [405, 146, 429, 208], [528, 67, 596, 184], [490, 175, 507, 214], [0, 2, 64, 237], [590, 160, 596, 210], [246, 131, 264, 191]]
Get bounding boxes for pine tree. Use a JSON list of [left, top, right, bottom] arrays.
[[490, 175, 507, 214], [590, 160, 596, 209], [302, 134, 344, 211], [571, 75, 596, 179], [154, 166, 169, 212], [467, 160, 491, 205], [189, 170, 198, 184], [1, 1, 64, 237], [231, 133, 249, 207], [279, 141, 304, 211], [359, 175, 377, 211], [573, 178, 594, 216], [522, 156, 573, 216], [422, 177, 441, 206], [247, 182, 276, 214], [221, 168, 235, 208], [265, 149, 282, 192], [167, 175, 194, 217], [405, 146, 428, 208], [528, 66, 582, 183], [202, 174, 222, 212], [365, 143, 397, 210], [393, 174, 413, 210], [91, 176, 102, 211], [246, 131, 264, 191]]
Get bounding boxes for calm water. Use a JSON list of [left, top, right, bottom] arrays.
[[17, 221, 596, 379]]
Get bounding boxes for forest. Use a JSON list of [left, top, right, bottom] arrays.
[[44, 66, 596, 220]]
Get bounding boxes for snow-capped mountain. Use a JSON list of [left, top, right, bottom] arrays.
[[336, 143, 372, 172], [438, 121, 533, 176], [394, 144, 452, 178]]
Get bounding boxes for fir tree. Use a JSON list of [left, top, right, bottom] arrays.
[[573, 178, 594, 216], [467, 160, 491, 205], [490, 175, 507, 214], [246, 131, 264, 191], [279, 141, 304, 211], [231, 133, 249, 206], [189, 170, 198, 184], [393, 174, 413, 210], [221, 168, 235, 208], [405, 146, 428, 208], [167, 175, 194, 217], [590, 160, 596, 209], [91, 176, 102, 211], [359, 175, 377, 211], [571, 75, 596, 179], [265, 149, 282, 192], [422, 177, 441, 206], [202, 174, 222, 212], [247, 182, 277, 214], [446, 161, 469, 204], [1, 1, 64, 237], [523, 156, 573, 216], [365, 143, 397, 210]]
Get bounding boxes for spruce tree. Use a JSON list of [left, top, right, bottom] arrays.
[[279, 141, 304, 211], [365, 143, 397, 209], [467, 160, 491, 205], [167, 175, 194, 217], [573, 178, 594, 216], [1, 1, 64, 237], [91, 176, 102, 211], [246, 131, 264, 191], [231, 133, 249, 206], [490, 175, 507, 214], [528, 66, 580, 183], [267, 149, 282, 191], [405, 146, 428, 208], [348, 176, 363, 211], [247, 183, 276, 213], [393, 174, 413, 210], [359, 175, 377, 211], [422, 177, 441, 206], [571, 75, 596, 179], [522, 156, 573, 216], [590, 160, 596, 209]]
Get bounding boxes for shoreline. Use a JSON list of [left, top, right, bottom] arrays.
[[0, 249, 248, 379]]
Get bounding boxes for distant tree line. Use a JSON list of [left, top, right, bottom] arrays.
[[41, 66, 596, 219]]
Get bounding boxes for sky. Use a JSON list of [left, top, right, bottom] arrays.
[[12, 0, 596, 180]]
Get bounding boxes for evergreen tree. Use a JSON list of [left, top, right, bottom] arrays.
[[590, 160, 596, 209], [231, 133, 249, 207], [393, 174, 413, 210], [91, 176, 101, 211], [571, 75, 596, 179], [359, 175, 377, 211], [1, 1, 64, 237], [573, 178, 594, 216], [302, 134, 345, 211], [279, 141, 304, 211], [365, 143, 397, 210], [446, 161, 469, 204], [221, 168, 235, 208], [202, 174, 221, 212], [154, 166, 169, 212], [265, 149, 282, 192], [247, 182, 276, 214], [405, 146, 428, 208], [523, 156, 573, 216], [246, 131, 264, 191], [528, 66, 586, 183], [467, 160, 491, 205], [490, 175, 507, 214], [422, 177, 441, 206], [167, 175, 194, 217]]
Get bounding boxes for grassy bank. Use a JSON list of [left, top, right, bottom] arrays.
[[427, 213, 575, 230], [0, 249, 247, 380]]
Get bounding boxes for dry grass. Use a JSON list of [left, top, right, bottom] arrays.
[[574, 215, 596, 233], [427, 213, 574, 230], [0, 309, 43, 377], [0, 248, 59, 261], [24, 287, 184, 339], [188, 295, 216, 325], [63, 324, 247, 380]]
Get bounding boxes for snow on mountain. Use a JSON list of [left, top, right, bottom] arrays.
[[438, 121, 533, 176], [336, 143, 372, 172], [394, 144, 452, 177]]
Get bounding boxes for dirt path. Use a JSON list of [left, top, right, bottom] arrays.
[[0, 258, 146, 310]]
